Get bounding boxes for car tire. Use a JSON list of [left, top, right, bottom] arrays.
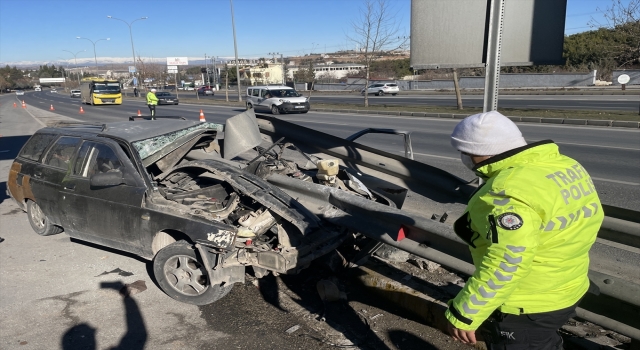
[[27, 200, 62, 236], [153, 240, 233, 305], [271, 105, 280, 115], [175, 102, 179, 105], [392, 93, 397, 96], [377, 90, 384, 96], [246, 103, 253, 110]]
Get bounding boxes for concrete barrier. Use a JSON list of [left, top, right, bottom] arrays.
[[541, 118, 565, 124], [521, 117, 542, 123], [612, 121, 640, 128], [564, 119, 588, 125], [587, 120, 613, 127]]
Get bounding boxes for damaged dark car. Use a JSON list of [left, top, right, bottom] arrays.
[[7, 110, 473, 305]]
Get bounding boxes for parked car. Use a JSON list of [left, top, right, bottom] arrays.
[[15, 90, 25, 96], [361, 83, 399, 96], [197, 86, 214, 96], [156, 91, 179, 105], [34, 87, 42, 92], [51, 89, 58, 94], [70, 90, 81, 98], [245, 85, 309, 114]]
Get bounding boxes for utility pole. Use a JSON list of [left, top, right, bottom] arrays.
[[76, 37, 110, 77], [281, 53, 284, 85], [107, 16, 147, 89], [62, 49, 85, 85]]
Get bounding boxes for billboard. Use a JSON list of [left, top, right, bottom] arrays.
[[39, 78, 66, 83], [167, 57, 189, 66], [410, 0, 567, 69]]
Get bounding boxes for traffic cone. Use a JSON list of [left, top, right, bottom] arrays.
[[13, 102, 17, 108], [22, 100, 26, 108], [79, 106, 85, 114], [199, 109, 206, 122], [50, 104, 55, 111], [137, 110, 142, 117]]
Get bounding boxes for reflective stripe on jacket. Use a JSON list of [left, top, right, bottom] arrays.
[[445, 140, 603, 331], [146, 92, 158, 105]]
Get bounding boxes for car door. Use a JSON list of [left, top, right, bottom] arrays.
[[10, 132, 59, 213], [59, 139, 147, 254], [256, 88, 271, 111], [36, 136, 82, 225]]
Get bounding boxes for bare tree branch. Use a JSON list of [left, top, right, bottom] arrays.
[[346, 0, 407, 107]]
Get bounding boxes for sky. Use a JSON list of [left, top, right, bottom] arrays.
[[0, 0, 627, 66]]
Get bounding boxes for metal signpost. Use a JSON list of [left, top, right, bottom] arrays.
[[167, 58, 187, 98]]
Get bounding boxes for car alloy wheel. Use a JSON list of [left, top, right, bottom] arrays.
[[271, 105, 280, 115], [26, 200, 62, 236], [153, 241, 233, 305]]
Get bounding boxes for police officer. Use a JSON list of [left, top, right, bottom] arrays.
[[446, 111, 604, 349], [146, 88, 158, 119]]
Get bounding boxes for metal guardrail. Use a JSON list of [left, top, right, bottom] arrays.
[[256, 114, 640, 341]]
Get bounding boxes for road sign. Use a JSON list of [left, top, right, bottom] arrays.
[[411, 0, 567, 69], [167, 57, 188, 65], [167, 65, 178, 70], [168, 69, 178, 74], [129, 66, 136, 73], [617, 74, 631, 85]]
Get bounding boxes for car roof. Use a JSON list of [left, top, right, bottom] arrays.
[[39, 120, 222, 143], [250, 85, 293, 90]]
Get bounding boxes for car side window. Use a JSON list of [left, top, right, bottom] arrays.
[[19, 133, 57, 162], [247, 89, 252, 96], [260, 89, 268, 97], [252, 89, 259, 97], [43, 137, 81, 169], [74, 142, 123, 177]]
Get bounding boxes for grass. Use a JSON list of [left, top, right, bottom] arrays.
[[308, 102, 640, 121]]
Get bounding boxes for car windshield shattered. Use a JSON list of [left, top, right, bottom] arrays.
[[269, 89, 300, 98], [93, 83, 121, 93], [132, 122, 224, 160]]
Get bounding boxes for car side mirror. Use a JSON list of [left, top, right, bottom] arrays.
[[90, 170, 125, 187]]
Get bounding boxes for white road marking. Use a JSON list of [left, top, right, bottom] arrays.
[[592, 177, 639, 186], [409, 152, 459, 160], [528, 140, 640, 151]]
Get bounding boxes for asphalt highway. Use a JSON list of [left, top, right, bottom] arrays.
[[169, 91, 640, 111]]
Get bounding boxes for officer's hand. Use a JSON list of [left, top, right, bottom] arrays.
[[447, 320, 477, 344]]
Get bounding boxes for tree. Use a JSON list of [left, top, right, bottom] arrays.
[[347, 0, 407, 106], [588, 0, 640, 68]]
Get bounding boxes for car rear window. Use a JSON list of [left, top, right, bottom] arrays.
[[387, 84, 398, 87], [19, 133, 57, 162]]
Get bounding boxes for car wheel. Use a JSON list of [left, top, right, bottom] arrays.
[[27, 200, 62, 236], [377, 90, 384, 96], [271, 105, 280, 115], [175, 102, 179, 105], [246, 103, 253, 110], [392, 93, 397, 96], [153, 241, 233, 305]]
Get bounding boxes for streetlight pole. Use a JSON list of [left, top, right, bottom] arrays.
[[62, 49, 85, 84], [76, 37, 110, 76], [229, 0, 242, 102], [107, 16, 147, 87]]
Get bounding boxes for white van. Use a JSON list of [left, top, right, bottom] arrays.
[[246, 85, 309, 114]]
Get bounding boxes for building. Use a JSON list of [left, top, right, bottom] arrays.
[[241, 63, 285, 86], [287, 63, 365, 80]]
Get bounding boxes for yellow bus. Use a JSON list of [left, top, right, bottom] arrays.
[[80, 77, 123, 105]]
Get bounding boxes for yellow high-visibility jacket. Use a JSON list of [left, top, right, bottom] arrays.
[[445, 141, 604, 331], [147, 91, 158, 105]]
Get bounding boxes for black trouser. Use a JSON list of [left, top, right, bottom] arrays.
[[148, 104, 156, 118], [479, 303, 578, 350]]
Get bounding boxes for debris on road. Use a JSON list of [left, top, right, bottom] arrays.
[[120, 280, 147, 298], [285, 325, 301, 334]]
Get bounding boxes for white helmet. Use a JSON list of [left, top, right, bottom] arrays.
[[151, 88, 157, 92]]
